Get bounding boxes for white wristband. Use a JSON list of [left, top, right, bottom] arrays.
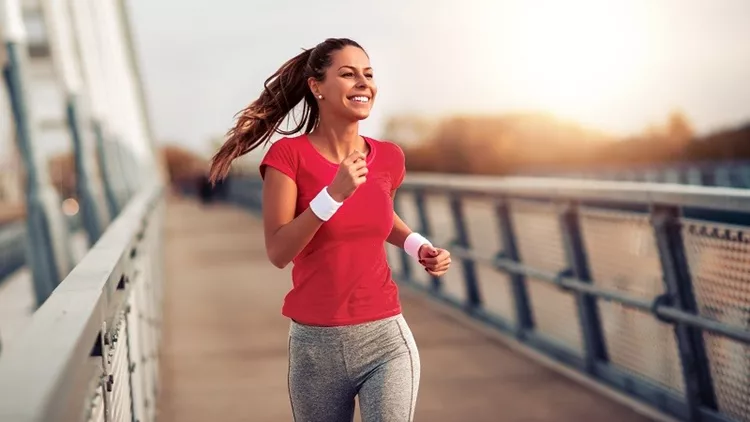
[[404, 232, 432, 260], [309, 186, 343, 221]]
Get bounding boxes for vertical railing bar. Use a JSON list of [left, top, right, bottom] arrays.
[[124, 303, 139, 422], [448, 194, 482, 310], [651, 205, 717, 421], [393, 191, 414, 283], [558, 201, 608, 373], [414, 190, 441, 292], [495, 197, 534, 337]]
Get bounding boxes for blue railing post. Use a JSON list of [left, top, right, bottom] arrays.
[[111, 138, 137, 200], [651, 205, 716, 421], [392, 192, 414, 282], [413, 190, 441, 292], [93, 121, 121, 218], [448, 195, 482, 310], [3, 3, 74, 306], [66, 96, 109, 244], [494, 198, 534, 337], [558, 202, 608, 374]]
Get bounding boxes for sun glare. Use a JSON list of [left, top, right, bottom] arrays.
[[502, 0, 652, 126]]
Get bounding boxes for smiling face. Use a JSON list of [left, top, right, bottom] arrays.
[[308, 45, 377, 122]]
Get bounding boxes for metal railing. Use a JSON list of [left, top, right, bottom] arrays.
[[523, 160, 750, 189], [0, 183, 165, 422], [224, 170, 750, 422]]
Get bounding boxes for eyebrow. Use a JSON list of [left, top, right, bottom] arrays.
[[338, 65, 373, 71]]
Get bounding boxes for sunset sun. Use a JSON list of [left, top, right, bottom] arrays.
[[498, 0, 653, 126]]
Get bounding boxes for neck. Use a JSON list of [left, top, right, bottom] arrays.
[[312, 118, 365, 162]]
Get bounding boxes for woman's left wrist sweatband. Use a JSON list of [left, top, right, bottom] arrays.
[[404, 232, 432, 260]]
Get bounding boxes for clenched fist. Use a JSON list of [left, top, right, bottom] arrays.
[[327, 150, 368, 202], [418, 244, 452, 277]]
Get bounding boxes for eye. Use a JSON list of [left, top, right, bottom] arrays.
[[341, 72, 354, 78], [365, 73, 374, 79]]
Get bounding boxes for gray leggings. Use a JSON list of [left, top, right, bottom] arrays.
[[287, 314, 421, 422]]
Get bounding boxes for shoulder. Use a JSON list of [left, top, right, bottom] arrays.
[[259, 135, 307, 180], [265, 135, 307, 153], [369, 137, 405, 162]]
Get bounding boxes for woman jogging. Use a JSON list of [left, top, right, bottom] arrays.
[[208, 37, 452, 422]]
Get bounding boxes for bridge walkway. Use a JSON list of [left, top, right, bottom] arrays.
[[156, 196, 663, 422]]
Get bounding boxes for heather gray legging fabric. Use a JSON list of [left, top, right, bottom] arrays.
[[287, 314, 421, 422]]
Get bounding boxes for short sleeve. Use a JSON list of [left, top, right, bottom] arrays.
[[259, 139, 297, 181]]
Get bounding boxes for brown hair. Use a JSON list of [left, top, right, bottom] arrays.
[[208, 38, 366, 184]]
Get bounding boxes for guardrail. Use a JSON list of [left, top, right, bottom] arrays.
[[524, 160, 750, 189], [224, 170, 750, 422], [0, 183, 165, 422]]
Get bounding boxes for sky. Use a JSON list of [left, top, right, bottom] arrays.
[[123, 0, 750, 157]]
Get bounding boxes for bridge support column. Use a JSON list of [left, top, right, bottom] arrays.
[[42, 0, 111, 245], [66, 96, 110, 243], [652, 206, 717, 421], [92, 121, 126, 218], [2, 0, 74, 305]]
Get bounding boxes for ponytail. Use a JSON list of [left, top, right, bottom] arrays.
[[208, 49, 318, 184], [207, 38, 366, 185]]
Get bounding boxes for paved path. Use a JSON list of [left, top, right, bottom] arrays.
[[156, 197, 663, 422]]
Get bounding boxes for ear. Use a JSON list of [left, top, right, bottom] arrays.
[[307, 77, 321, 98]]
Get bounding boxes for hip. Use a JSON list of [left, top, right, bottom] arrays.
[[288, 313, 418, 364]]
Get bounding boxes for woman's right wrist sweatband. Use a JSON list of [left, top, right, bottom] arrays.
[[309, 186, 343, 221], [404, 232, 432, 259]]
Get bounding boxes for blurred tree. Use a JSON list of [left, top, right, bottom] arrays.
[[666, 110, 694, 147], [161, 144, 209, 184], [402, 112, 614, 175], [381, 114, 437, 146]]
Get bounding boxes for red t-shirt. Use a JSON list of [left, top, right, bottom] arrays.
[[259, 134, 405, 326]]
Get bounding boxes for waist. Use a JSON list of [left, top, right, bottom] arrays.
[[289, 313, 404, 341], [283, 241, 399, 326]]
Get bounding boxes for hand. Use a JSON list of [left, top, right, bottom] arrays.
[[327, 150, 367, 202], [418, 244, 451, 277]]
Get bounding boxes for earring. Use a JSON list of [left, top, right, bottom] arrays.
[[317, 94, 323, 99]]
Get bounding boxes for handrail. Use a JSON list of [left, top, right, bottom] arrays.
[[0, 183, 164, 422], [403, 172, 750, 212]]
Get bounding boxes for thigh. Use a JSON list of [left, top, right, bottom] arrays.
[[357, 318, 421, 422], [288, 335, 356, 422]]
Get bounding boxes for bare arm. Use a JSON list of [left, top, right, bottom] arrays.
[[261, 167, 324, 269], [261, 150, 367, 269], [387, 211, 413, 249], [386, 189, 413, 248]]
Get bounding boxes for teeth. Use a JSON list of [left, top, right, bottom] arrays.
[[351, 96, 369, 103]]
